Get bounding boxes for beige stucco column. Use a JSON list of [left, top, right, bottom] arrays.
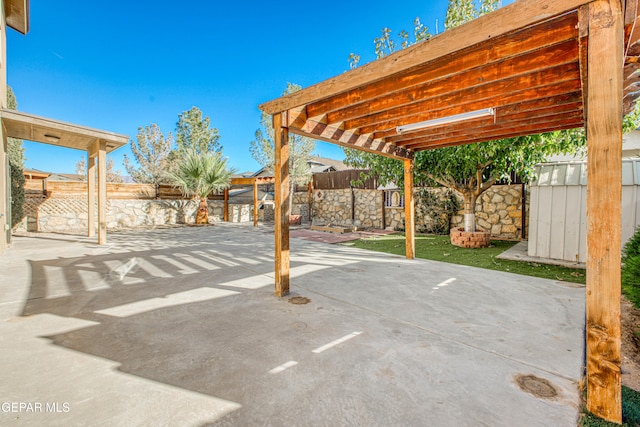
[[97, 140, 107, 244], [87, 144, 96, 237]]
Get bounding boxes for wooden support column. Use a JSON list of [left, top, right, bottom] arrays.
[[87, 145, 96, 238], [224, 188, 229, 222], [404, 158, 415, 259], [274, 112, 290, 297], [253, 180, 258, 227], [585, 0, 623, 422], [97, 140, 107, 245], [308, 180, 313, 223]]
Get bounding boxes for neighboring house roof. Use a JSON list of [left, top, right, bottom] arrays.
[[47, 173, 85, 182], [23, 168, 50, 180], [242, 157, 350, 178], [23, 167, 86, 182], [307, 156, 349, 171]]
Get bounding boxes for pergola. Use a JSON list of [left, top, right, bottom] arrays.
[[227, 176, 275, 226], [1, 109, 128, 244], [260, 0, 640, 422]]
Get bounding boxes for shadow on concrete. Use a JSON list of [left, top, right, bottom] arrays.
[[1, 224, 585, 426]]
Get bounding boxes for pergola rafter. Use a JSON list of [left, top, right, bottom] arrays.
[[260, 0, 640, 422]]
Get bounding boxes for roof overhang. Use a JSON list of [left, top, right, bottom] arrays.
[[259, 0, 640, 160], [4, 0, 29, 35], [1, 109, 129, 153]]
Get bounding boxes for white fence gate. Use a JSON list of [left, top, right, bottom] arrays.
[[528, 159, 640, 263]]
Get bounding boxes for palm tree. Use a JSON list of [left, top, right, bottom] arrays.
[[165, 149, 233, 224]]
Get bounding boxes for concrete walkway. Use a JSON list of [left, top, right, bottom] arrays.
[[0, 224, 585, 426]]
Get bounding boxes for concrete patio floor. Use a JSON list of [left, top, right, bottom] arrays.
[[0, 224, 585, 426]]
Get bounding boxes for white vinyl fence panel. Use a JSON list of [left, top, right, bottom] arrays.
[[528, 159, 640, 263]]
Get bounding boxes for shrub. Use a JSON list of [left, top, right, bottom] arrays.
[[416, 188, 460, 235], [623, 227, 640, 310]]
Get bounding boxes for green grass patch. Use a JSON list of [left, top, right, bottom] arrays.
[[580, 386, 640, 426], [341, 233, 585, 284]]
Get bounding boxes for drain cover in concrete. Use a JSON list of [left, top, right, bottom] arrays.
[[514, 374, 559, 399], [288, 296, 311, 305]]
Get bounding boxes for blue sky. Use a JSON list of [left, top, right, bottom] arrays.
[[8, 0, 511, 175]]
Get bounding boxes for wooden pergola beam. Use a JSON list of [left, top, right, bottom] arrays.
[[260, 0, 592, 115], [401, 112, 585, 150], [585, 0, 623, 422], [328, 42, 579, 127], [351, 62, 581, 134], [307, 12, 579, 121]]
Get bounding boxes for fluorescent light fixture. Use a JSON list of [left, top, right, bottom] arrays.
[[396, 107, 495, 134]]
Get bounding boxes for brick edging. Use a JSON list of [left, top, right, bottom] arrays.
[[450, 227, 491, 249]]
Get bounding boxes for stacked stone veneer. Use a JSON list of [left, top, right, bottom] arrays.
[[324, 185, 528, 239], [16, 195, 255, 234], [311, 189, 383, 229]]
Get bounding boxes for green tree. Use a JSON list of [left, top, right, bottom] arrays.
[[250, 83, 316, 213], [343, 0, 605, 233], [7, 86, 25, 228], [165, 149, 234, 224], [175, 106, 221, 155], [622, 227, 640, 309], [123, 124, 173, 197], [75, 156, 124, 183]]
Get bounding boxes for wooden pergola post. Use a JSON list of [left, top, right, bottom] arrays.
[[308, 180, 313, 223], [585, 0, 623, 422], [404, 158, 415, 259], [87, 143, 96, 238], [223, 188, 229, 222], [253, 180, 258, 227], [273, 112, 290, 297], [97, 140, 107, 245]]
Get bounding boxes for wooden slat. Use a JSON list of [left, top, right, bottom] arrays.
[[384, 92, 583, 143], [348, 62, 580, 133], [273, 113, 290, 297], [407, 118, 584, 151], [579, 5, 590, 123], [398, 105, 584, 149], [259, 0, 592, 115], [324, 38, 579, 126], [585, 0, 623, 422], [306, 13, 579, 120], [289, 117, 412, 160]]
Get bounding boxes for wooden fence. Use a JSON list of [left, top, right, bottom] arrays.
[[312, 170, 377, 190], [24, 180, 224, 200]]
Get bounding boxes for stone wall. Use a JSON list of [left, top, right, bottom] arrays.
[[15, 184, 528, 239], [15, 194, 255, 234], [310, 189, 383, 229], [317, 185, 528, 239]]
